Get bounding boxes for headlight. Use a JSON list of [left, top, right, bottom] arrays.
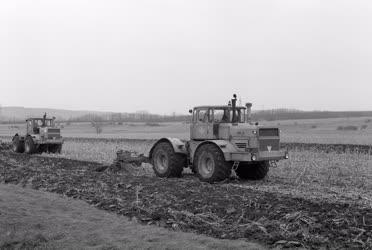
[[285, 152, 289, 159], [251, 154, 257, 161], [252, 130, 257, 134]]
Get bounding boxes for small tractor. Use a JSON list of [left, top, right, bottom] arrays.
[[12, 114, 63, 154], [148, 95, 289, 183]]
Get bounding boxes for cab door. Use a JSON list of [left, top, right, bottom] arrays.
[[26, 120, 33, 135], [190, 108, 214, 140]]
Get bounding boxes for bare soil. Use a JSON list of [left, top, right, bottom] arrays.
[[0, 184, 264, 250], [0, 149, 371, 249]]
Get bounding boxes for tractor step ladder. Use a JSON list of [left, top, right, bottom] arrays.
[[232, 161, 240, 171]]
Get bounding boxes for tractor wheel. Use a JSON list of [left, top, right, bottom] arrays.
[[49, 144, 62, 154], [194, 144, 231, 183], [235, 161, 269, 180], [24, 136, 37, 154], [36, 144, 46, 154], [12, 136, 24, 153], [151, 142, 185, 178]]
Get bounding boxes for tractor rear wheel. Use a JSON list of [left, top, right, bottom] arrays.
[[194, 144, 231, 183], [235, 161, 269, 180], [151, 142, 185, 178], [12, 136, 24, 153], [25, 136, 37, 154]]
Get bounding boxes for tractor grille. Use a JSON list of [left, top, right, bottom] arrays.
[[259, 139, 280, 152], [48, 128, 60, 134], [48, 128, 60, 133], [259, 128, 279, 137], [47, 128, 61, 139], [235, 142, 247, 149]]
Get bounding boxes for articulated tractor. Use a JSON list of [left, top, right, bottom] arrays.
[[149, 95, 288, 183], [12, 114, 63, 154]]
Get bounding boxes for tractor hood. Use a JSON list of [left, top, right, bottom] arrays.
[[217, 123, 256, 140], [40, 127, 62, 139], [218, 123, 280, 140], [225, 123, 257, 138]]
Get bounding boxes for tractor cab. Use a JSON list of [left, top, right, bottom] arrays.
[[190, 105, 249, 140], [192, 106, 246, 124], [190, 95, 256, 141], [26, 118, 55, 135]]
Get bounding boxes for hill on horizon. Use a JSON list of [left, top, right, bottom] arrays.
[[1, 106, 372, 123], [0, 106, 108, 122]]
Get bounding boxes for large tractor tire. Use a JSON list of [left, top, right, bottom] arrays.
[[151, 142, 185, 178], [36, 144, 47, 154], [235, 161, 269, 180], [194, 143, 232, 183], [49, 144, 62, 154], [24, 136, 37, 154], [12, 136, 24, 153]]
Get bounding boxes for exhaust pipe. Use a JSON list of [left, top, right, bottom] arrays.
[[246, 102, 252, 123], [232, 94, 237, 123]]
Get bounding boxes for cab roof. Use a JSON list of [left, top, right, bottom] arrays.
[[193, 106, 246, 110], [26, 118, 53, 121]]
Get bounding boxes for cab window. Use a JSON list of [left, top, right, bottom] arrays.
[[237, 109, 245, 123], [213, 109, 231, 123], [213, 108, 245, 123], [197, 109, 211, 123]]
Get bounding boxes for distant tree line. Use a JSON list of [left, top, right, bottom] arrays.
[[252, 109, 372, 121], [2, 109, 372, 124], [67, 110, 372, 123], [65, 111, 190, 123]]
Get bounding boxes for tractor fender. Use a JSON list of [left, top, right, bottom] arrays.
[[12, 133, 25, 142], [190, 140, 236, 162], [147, 138, 187, 159], [12, 134, 18, 143]]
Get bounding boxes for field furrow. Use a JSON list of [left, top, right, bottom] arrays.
[[0, 148, 371, 249]]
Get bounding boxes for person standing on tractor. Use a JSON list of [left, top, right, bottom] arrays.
[[42, 113, 47, 127]]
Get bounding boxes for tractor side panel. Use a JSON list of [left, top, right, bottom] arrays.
[[217, 124, 231, 140], [12, 134, 25, 142]]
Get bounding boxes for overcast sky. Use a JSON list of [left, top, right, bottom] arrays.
[[0, 0, 371, 114]]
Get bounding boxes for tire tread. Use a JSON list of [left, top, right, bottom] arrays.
[[151, 142, 185, 178], [194, 143, 231, 183]]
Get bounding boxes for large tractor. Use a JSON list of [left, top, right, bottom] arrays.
[[12, 114, 63, 154], [149, 95, 289, 183]]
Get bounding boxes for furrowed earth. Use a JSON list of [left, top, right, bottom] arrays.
[[0, 144, 371, 249]]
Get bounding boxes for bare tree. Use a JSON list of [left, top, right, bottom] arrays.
[[91, 121, 103, 134]]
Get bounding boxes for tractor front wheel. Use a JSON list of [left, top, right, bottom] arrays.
[[25, 137, 37, 154], [151, 142, 185, 178], [194, 144, 231, 183], [12, 136, 24, 153], [235, 161, 269, 180]]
